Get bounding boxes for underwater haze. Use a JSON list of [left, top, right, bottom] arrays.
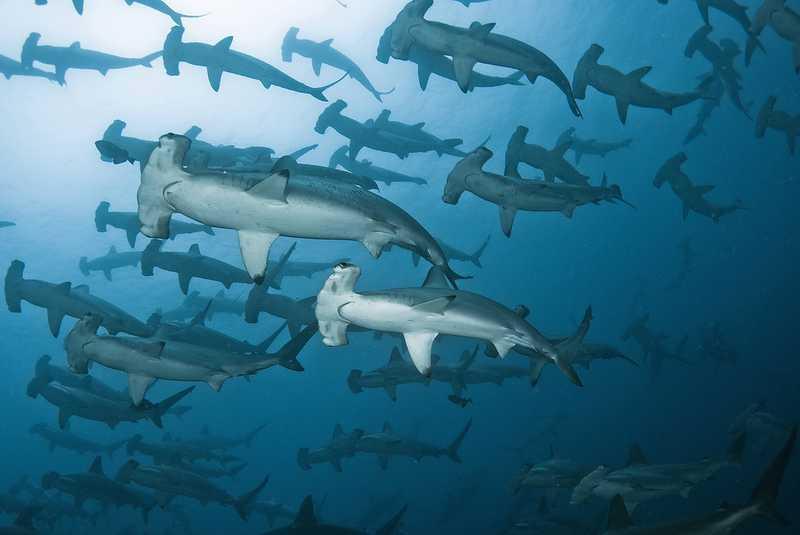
[[1, 0, 799, 534]]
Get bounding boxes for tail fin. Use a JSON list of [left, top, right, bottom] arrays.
[[376, 505, 408, 535], [274, 324, 317, 372], [233, 474, 269, 520], [347, 369, 364, 393], [139, 51, 163, 67], [749, 425, 796, 524], [140, 240, 163, 276], [20, 33, 41, 69], [297, 448, 312, 470], [685, 25, 713, 58], [755, 96, 776, 139], [5, 260, 25, 312], [244, 283, 266, 324], [446, 419, 472, 463], [470, 235, 490, 267], [310, 72, 349, 102], [94, 201, 110, 232], [255, 322, 287, 354], [78, 257, 90, 277], [150, 386, 195, 428]]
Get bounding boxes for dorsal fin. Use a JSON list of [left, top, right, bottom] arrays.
[[382, 422, 393, 433], [70, 41, 81, 49], [320, 38, 334, 47], [374, 109, 391, 128], [72, 284, 90, 294], [183, 126, 202, 140], [607, 495, 633, 530], [626, 443, 648, 466], [421, 267, 451, 289], [215, 36, 234, 50], [387, 347, 404, 367], [188, 244, 201, 256], [88, 456, 104, 476], [627, 66, 652, 81], [468, 21, 495, 39], [270, 155, 298, 174], [552, 140, 571, 158], [246, 170, 289, 203], [293, 496, 317, 527], [56, 282, 72, 294], [190, 301, 212, 326]]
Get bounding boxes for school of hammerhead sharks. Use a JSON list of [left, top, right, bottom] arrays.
[[1, 0, 799, 533]]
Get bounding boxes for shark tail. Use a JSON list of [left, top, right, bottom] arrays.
[[505, 70, 526, 86], [20, 33, 41, 69], [470, 235, 491, 267], [169, 10, 209, 27], [139, 51, 163, 68], [446, 419, 473, 463], [244, 283, 266, 324], [749, 425, 796, 525], [310, 72, 349, 102], [244, 424, 267, 448], [78, 257, 90, 277], [297, 448, 312, 471], [755, 97, 776, 139], [233, 474, 270, 521], [272, 324, 318, 372], [376, 505, 408, 535], [347, 369, 364, 393], [4, 259, 25, 312], [371, 85, 396, 102], [72, 0, 83, 14], [149, 386, 195, 428], [744, 33, 764, 67], [254, 322, 287, 354]]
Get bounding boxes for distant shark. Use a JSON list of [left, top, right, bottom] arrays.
[[1, 53, 61, 83], [755, 95, 799, 155], [79, 245, 141, 281], [95, 201, 214, 248], [356, 419, 472, 468]]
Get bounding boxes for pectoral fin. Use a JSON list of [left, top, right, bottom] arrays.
[[417, 63, 432, 90], [453, 56, 477, 93], [403, 331, 438, 375], [178, 272, 192, 295], [312, 58, 322, 76], [237, 230, 279, 284], [103, 269, 112, 281], [47, 308, 66, 337], [361, 231, 393, 258], [499, 205, 517, 237], [207, 66, 223, 92], [615, 96, 631, 124], [127, 374, 156, 406]]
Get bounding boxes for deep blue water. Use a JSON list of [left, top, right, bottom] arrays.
[[1, 0, 798, 534]]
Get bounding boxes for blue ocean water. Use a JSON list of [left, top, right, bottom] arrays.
[[1, 0, 798, 533]]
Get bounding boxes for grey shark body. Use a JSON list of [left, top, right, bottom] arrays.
[[443, 148, 630, 236], [356, 419, 472, 468], [685, 26, 749, 116], [684, 73, 724, 144], [316, 264, 576, 384], [297, 424, 365, 472], [260, 495, 405, 535], [32, 354, 129, 402], [161, 290, 244, 322], [124, 0, 204, 26], [329, 146, 428, 186], [431, 346, 526, 394], [138, 133, 464, 285], [505, 126, 590, 185], [0, 54, 61, 83], [573, 44, 702, 124], [347, 347, 431, 401], [245, 285, 316, 335], [29, 423, 125, 457], [165, 423, 268, 451], [364, 108, 468, 157], [141, 240, 251, 295], [282, 27, 392, 101], [556, 127, 633, 164], [512, 453, 590, 492], [41, 457, 155, 522], [79, 246, 141, 281], [380, 0, 581, 116], [27, 372, 194, 429], [65, 314, 316, 403], [95, 201, 215, 248], [600, 426, 796, 535], [116, 459, 268, 520], [162, 26, 339, 100], [20, 32, 160, 84], [5, 260, 152, 337], [755, 95, 799, 154], [653, 152, 742, 222], [751, 0, 800, 74], [126, 433, 237, 466]]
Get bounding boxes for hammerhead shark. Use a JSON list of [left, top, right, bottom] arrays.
[[379, 0, 581, 116], [95, 201, 214, 248], [1, 54, 61, 83], [555, 127, 633, 164], [282, 27, 393, 101], [751, 0, 800, 74], [162, 26, 343, 100], [505, 126, 590, 185], [20, 32, 161, 84], [329, 146, 427, 187], [755, 95, 799, 154], [573, 44, 702, 124]]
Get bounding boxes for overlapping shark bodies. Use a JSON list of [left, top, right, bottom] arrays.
[[140, 240, 251, 295], [572, 435, 746, 512], [600, 426, 796, 535], [356, 419, 472, 468], [653, 152, 743, 222], [379, 0, 581, 116], [657, 0, 764, 64], [505, 126, 590, 185], [96, 201, 214, 248], [573, 44, 702, 124], [347, 347, 431, 401], [316, 264, 579, 385], [684, 73, 724, 144], [116, 459, 269, 520], [162, 26, 342, 100], [138, 133, 465, 285], [29, 423, 125, 458], [316, 100, 468, 160], [621, 312, 689, 382], [64, 314, 317, 404], [161, 290, 244, 322], [20, 33, 161, 84], [685, 26, 750, 117], [432, 346, 528, 395], [328, 146, 427, 187], [512, 448, 592, 493], [0, 54, 61, 83], [556, 128, 633, 164], [246, 286, 316, 336], [79, 246, 141, 282], [297, 424, 365, 472], [729, 402, 792, 453], [33, 354, 129, 402], [27, 368, 195, 429], [443, 148, 631, 237], [165, 423, 268, 451], [260, 495, 406, 535], [282, 27, 393, 101], [126, 434, 238, 466], [755, 95, 799, 154], [5, 260, 152, 337], [751, 0, 800, 74], [41, 457, 156, 523]]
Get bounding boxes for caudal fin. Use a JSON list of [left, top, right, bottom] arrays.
[[255, 322, 287, 353], [310, 72, 348, 102], [470, 235, 491, 267], [233, 474, 269, 520], [446, 419, 472, 463], [150, 386, 195, 428], [139, 51, 163, 67], [274, 324, 318, 372], [5, 260, 25, 312], [749, 425, 796, 524], [347, 369, 364, 393]]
